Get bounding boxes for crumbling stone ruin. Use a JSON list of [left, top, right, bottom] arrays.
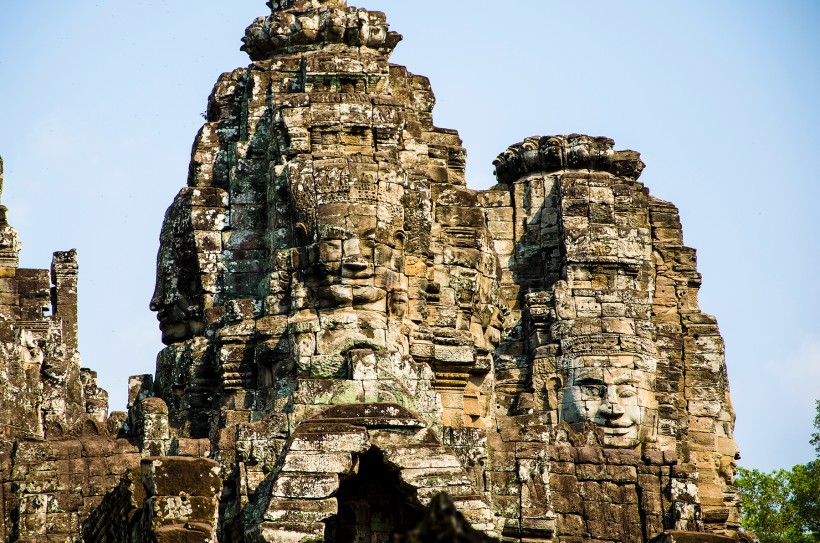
[[0, 1, 743, 542]]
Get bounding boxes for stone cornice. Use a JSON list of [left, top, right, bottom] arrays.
[[493, 134, 646, 184]]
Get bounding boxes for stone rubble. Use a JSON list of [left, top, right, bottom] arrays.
[[0, 1, 742, 542]]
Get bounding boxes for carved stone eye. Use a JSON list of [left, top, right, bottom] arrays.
[[617, 385, 637, 399], [578, 381, 605, 398]]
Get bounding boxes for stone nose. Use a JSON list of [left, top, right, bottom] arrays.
[[600, 386, 625, 418]]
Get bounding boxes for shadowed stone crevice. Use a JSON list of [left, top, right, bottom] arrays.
[[396, 493, 499, 543], [324, 447, 424, 542]]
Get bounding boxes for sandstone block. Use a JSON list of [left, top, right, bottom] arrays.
[[270, 473, 339, 499], [141, 457, 221, 497], [280, 452, 352, 474], [264, 497, 338, 524]]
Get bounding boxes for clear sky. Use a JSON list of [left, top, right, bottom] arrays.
[[0, 1, 818, 473]]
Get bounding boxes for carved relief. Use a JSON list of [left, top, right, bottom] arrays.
[[0, 1, 742, 542]]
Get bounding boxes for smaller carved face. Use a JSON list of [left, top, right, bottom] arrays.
[[560, 354, 655, 448], [150, 224, 205, 346]]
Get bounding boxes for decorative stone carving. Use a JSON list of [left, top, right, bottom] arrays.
[[0, 1, 742, 542]]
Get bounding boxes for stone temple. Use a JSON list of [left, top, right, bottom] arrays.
[[0, 1, 744, 542]]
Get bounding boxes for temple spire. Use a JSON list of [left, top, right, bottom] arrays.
[[0, 157, 21, 268]]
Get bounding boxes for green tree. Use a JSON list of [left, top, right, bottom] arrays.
[[791, 461, 820, 537], [811, 399, 820, 456], [735, 467, 817, 543], [735, 400, 820, 543]]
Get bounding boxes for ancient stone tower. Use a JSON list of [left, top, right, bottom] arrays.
[[0, 1, 742, 542]]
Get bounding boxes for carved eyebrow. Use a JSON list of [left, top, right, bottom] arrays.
[[576, 377, 604, 385], [612, 375, 638, 385], [574, 367, 603, 379]]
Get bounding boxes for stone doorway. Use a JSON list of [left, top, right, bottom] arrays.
[[324, 448, 423, 543]]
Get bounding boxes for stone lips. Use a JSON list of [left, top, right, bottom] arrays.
[[0, 0, 741, 542]]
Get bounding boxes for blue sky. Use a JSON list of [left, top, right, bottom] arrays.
[[0, 1, 818, 472]]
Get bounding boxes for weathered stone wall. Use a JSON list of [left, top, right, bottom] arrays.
[[5, 436, 139, 542], [0, 156, 146, 542], [83, 456, 222, 543], [0, 1, 742, 542]]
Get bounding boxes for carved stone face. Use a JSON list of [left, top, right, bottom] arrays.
[[560, 354, 655, 448], [149, 289, 197, 345], [295, 196, 408, 353], [149, 221, 205, 346]]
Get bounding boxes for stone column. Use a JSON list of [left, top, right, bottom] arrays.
[[51, 249, 79, 351]]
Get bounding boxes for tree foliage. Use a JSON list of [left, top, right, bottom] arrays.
[[735, 400, 820, 543], [811, 399, 820, 456], [791, 461, 820, 537], [736, 466, 819, 543]]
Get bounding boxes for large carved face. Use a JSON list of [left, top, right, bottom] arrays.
[[293, 188, 408, 353], [559, 353, 655, 448], [311, 201, 405, 311]]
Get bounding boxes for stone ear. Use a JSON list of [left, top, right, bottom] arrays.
[[294, 222, 309, 245], [547, 376, 563, 410], [393, 230, 405, 249]]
